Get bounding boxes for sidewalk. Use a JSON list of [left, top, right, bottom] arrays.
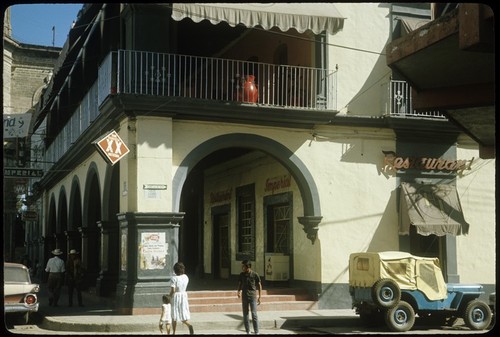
[[34, 285, 359, 334]]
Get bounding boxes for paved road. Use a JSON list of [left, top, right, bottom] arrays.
[[6, 314, 493, 335]]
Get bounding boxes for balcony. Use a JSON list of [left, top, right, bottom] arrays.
[[384, 80, 447, 120], [98, 50, 338, 111]]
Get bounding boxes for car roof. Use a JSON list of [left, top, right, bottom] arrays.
[[351, 251, 439, 262], [4, 262, 28, 268]]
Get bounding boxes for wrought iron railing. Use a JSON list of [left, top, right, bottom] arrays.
[[112, 50, 338, 110], [386, 80, 446, 119]]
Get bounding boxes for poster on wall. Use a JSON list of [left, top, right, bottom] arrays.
[[139, 232, 168, 270]]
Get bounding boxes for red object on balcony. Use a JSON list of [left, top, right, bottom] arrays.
[[237, 75, 258, 103]]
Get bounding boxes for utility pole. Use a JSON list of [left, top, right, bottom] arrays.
[[52, 26, 55, 46]]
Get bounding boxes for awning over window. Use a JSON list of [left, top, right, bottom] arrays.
[[399, 182, 470, 236], [397, 17, 431, 36], [171, 3, 345, 35]]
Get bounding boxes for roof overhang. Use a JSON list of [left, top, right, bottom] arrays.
[[171, 3, 345, 35], [386, 4, 495, 156]]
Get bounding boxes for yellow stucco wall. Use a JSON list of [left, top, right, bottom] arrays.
[[456, 138, 496, 284]]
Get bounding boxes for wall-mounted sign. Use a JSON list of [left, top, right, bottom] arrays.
[[143, 184, 168, 190], [94, 130, 130, 165], [22, 210, 38, 221], [264, 174, 291, 194], [4, 167, 44, 178], [210, 188, 232, 204], [382, 151, 474, 173], [3, 113, 32, 138]]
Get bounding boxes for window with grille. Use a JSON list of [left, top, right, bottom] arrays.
[[236, 184, 255, 261], [272, 205, 290, 253], [264, 192, 292, 255]]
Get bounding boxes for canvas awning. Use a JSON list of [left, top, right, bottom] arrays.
[[397, 17, 431, 37], [399, 182, 469, 236], [171, 3, 345, 35]]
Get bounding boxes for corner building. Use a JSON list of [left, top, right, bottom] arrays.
[[25, 3, 495, 313]]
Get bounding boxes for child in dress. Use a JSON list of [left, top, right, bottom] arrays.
[[159, 294, 172, 335]]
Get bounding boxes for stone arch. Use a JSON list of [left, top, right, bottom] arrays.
[[172, 133, 321, 218], [68, 176, 83, 231], [47, 193, 57, 237], [46, 193, 57, 254], [57, 186, 68, 234], [82, 162, 102, 226], [82, 162, 102, 287]]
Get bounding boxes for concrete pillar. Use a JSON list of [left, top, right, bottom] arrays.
[[115, 212, 184, 314], [96, 220, 119, 296]]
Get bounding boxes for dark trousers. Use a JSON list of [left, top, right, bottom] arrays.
[[47, 273, 63, 305], [241, 295, 259, 334], [67, 280, 83, 306]]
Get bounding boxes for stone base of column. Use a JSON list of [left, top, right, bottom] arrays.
[[116, 281, 169, 315], [96, 272, 118, 297]]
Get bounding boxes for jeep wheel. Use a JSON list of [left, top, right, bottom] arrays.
[[464, 299, 492, 330], [385, 300, 415, 332], [372, 278, 401, 308]]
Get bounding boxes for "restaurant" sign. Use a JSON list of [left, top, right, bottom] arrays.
[[382, 151, 473, 173]]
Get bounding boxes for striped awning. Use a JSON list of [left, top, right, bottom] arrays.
[[171, 3, 345, 35]]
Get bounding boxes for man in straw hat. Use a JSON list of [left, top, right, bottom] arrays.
[[45, 248, 66, 306], [66, 249, 85, 307]]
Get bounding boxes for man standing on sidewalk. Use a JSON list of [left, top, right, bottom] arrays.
[[45, 248, 66, 306], [237, 260, 262, 335]]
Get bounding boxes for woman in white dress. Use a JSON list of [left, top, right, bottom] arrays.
[[169, 262, 194, 335]]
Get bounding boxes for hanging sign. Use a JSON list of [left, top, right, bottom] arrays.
[[94, 130, 130, 165], [3, 113, 32, 138]]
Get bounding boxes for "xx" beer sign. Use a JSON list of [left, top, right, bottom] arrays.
[[94, 130, 130, 165]]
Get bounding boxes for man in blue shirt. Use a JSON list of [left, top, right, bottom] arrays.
[[237, 260, 262, 334]]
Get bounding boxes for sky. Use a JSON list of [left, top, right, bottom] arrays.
[[8, 3, 83, 47]]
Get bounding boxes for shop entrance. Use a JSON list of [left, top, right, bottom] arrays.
[[264, 192, 292, 281], [212, 207, 231, 279], [409, 226, 447, 279]]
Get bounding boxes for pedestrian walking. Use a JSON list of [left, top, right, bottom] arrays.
[[45, 248, 66, 306], [159, 294, 172, 335], [237, 260, 262, 335], [170, 262, 194, 335], [66, 249, 85, 307]]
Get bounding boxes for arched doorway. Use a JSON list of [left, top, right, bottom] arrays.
[[83, 165, 102, 288], [174, 133, 321, 283]]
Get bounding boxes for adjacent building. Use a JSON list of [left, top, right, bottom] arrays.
[[17, 3, 494, 313]]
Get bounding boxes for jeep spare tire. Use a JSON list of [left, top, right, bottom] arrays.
[[372, 278, 401, 308]]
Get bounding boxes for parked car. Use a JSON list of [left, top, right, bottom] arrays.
[[489, 291, 496, 326], [4, 262, 40, 324], [349, 251, 492, 332]]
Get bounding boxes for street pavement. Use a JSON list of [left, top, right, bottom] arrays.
[[31, 285, 359, 334], [20, 285, 495, 335]]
